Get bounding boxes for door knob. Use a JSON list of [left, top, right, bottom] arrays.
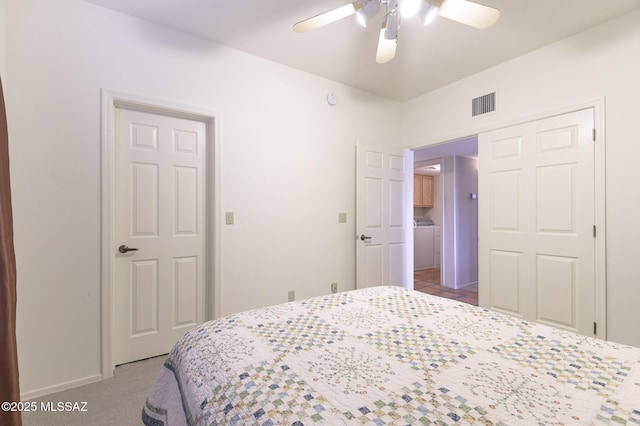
[[118, 245, 139, 254], [360, 235, 372, 241]]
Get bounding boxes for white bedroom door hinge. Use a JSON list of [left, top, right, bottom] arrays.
[[593, 225, 596, 238], [592, 128, 596, 141], [593, 322, 597, 335]]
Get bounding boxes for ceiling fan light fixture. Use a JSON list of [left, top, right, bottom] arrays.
[[376, 22, 397, 63], [356, 0, 380, 27], [293, 0, 500, 63], [384, 12, 398, 39], [399, 0, 422, 18]]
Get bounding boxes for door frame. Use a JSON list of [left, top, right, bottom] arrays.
[[100, 89, 222, 379], [410, 98, 606, 340]]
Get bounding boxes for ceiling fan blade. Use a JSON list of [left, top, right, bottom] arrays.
[[376, 21, 397, 64], [293, 2, 363, 33], [437, 0, 500, 29]]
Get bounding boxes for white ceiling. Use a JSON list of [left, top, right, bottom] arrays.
[[86, 0, 640, 101]]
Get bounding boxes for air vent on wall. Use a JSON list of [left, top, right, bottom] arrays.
[[471, 92, 496, 117]]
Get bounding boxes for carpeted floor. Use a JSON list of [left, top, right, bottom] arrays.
[[22, 355, 166, 426]]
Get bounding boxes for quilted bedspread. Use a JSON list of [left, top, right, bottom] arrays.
[[142, 286, 640, 425]]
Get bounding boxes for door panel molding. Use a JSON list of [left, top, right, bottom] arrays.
[[356, 143, 413, 289], [479, 104, 605, 339], [411, 99, 606, 340], [100, 90, 221, 379]]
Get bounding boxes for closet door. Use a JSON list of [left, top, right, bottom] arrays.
[[479, 108, 595, 337]]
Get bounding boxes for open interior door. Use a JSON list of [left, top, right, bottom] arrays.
[[356, 143, 413, 288]]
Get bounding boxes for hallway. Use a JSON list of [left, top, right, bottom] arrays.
[[414, 268, 478, 306]]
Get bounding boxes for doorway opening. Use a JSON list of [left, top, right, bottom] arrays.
[[412, 136, 479, 304], [408, 101, 606, 339]]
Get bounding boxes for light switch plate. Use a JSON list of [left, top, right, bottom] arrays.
[[338, 212, 347, 223], [225, 212, 234, 225]]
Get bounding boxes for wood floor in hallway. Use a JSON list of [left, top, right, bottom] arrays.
[[414, 268, 478, 306]]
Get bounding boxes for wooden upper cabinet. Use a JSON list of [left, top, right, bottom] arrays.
[[413, 175, 422, 206], [414, 174, 434, 207], [422, 175, 433, 207]]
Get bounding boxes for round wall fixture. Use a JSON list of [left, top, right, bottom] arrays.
[[326, 93, 337, 106]]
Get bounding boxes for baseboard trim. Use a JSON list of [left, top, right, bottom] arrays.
[[458, 280, 478, 289], [21, 374, 102, 401], [445, 280, 478, 290]]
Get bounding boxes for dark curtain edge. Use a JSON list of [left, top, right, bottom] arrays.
[[0, 75, 22, 426]]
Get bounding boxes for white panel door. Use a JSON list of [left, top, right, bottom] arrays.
[[479, 109, 595, 336], [356, 144, 413, 288], [113, 108, 206, 365]]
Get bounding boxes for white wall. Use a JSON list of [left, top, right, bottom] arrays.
[[6, 0, 400, 397], [438, 156, 478, 290], [454, 156, 478, 288], [0, 0, 6, 83], [440, 156, 456, 289], [401, 9, 640, 347]]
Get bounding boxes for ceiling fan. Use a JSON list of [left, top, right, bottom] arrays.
[[293, 0, 500, 63]]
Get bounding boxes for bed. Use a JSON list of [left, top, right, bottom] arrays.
[[142, 286, 640, 425]]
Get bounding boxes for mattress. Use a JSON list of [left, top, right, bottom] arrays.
[[142, 286, 640, 425]]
